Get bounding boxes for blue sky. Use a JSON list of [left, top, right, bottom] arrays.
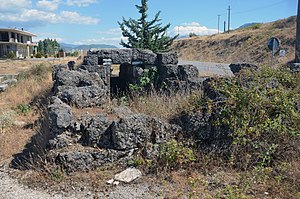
[[0, 0, 297, 47]]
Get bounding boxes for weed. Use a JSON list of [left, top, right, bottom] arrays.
[[15, 104, 32, 115], [129, 66, 158, 93], [0, 110, 16, 133], [197, 66, 300, 169], [49, 167, 65, 182], [159, 139, 196, 170]]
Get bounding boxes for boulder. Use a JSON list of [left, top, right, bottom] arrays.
[[52, 64, 68, 81], [55, 149, 131, 172], [83, 54, 98, 66], [48, 97, 73, 135], [57, 86, 107, 108], [156, 52, 178, 66], [111, 112, 180, 150], [0, 84, 9, 92], [288, 62, 300, 73], [158, 64, 178, 80], [54, 70, 103, 88], [229, 63, 258, 75], [79, 114, 113, 148], [2, 79, 17, 85], [178, 65, 199, 80], [179, 111, 231, 151], [114, 168, 142, 183], [132, 49, 157, 65]]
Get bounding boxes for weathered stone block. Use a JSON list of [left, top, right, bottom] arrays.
[[48, 97, 73, 135], [229, 63, 258, 75], [83, 54, 98, 66], [132, 49, 157, 65], [156, 52, 178, 66], [57, 86, 107, 108]]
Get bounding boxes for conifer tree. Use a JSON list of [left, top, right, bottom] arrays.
[[118, 0, 178, 53]]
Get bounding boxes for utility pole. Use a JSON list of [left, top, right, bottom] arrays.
[[224, 21, 226, 33], [296, 0, 300, 62], [228, 5, 231, 34], [218, 15, 221, 34]]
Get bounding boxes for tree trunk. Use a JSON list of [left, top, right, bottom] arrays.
[[296, 0, 300, 62]]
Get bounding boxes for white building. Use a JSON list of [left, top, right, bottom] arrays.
[[0, 28, 37, 58]]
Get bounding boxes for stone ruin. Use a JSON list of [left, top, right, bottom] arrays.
[[45, 48, 203, 172]]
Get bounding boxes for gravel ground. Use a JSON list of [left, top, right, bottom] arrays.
[[0, 162, 163, 199]]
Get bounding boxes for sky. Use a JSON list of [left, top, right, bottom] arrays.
[[0, 0, 297, 47]]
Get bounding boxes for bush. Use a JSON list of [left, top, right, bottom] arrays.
[[35, 52, 42, 58], [0, 110, 16, 133], [200, 66, 300, 169], [158, 139, 196, 170], [129, 66, 159, 93], [18, 63, 52, 81], [15, 104, 32, 115]]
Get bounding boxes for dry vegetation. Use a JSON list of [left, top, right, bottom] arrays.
[[173, 16, 296, 65], [0, 58, 78, 163], [0, 16, 299, 198]]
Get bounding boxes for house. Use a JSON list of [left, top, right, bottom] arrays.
[[0, 28, 37, 58]]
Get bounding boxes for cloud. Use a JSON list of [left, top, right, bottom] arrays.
[[74, 36, 127, 47], [0, 0, 32, 13], [173, 22, 218, 36], [66, 0, 97, 7], [97, 28, 121, 35], [0, 9, 99, 26], [60, 11, 99, 25], [37, 0, 60, 11]]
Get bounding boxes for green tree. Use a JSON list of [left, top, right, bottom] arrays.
[[118, 0, 178, 53], [37, 38, 60, 56]]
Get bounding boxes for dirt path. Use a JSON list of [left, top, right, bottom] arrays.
[[0, 161, 163, 199]]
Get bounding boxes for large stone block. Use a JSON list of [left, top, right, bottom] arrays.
[[48, 97, 73, 135], [111, 112, 180, 150], [79, 114, 113, 148], [178, 65, 199, 80], [229, 63, 258, 75], [54, 70, 103, 88], [57, 86, 107, 108], [156, 52, 178, 66], [132, 49, 157, 65], [83, 54, 98, 66]]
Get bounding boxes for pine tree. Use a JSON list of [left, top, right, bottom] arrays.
[[118, 0, 178, 53]]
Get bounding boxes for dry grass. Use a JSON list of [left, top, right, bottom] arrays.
[[0, 59, 65, 163], [174, 16, 296, 65], [127, 90, 201, 121]]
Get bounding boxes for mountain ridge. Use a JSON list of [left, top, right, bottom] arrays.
[[60, 43, 118, 51]]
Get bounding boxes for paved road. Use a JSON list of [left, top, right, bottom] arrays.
[[178, 60, 233, 77]]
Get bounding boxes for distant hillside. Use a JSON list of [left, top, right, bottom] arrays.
[[237, 22, 261, 29], [60, 43, 118, 51], [173, 16, 296, 65]]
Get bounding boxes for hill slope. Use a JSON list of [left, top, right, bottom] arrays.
[[173, 16, 296, 65]]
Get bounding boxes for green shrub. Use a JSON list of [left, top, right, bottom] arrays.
[[159, 139, 196, 170], [203, 66, 300, 168], [129, 66, 158, 93], [35, 52, 42, 58], [15, 104, 32, 115]]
